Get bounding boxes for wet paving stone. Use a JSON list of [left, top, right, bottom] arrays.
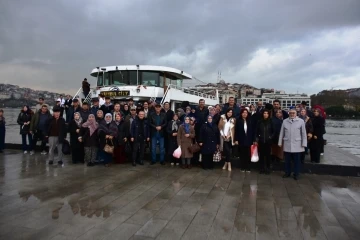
[[1, 150, 360, 239]]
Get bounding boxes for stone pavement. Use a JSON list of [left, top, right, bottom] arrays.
[[0, 150, 360, 240]]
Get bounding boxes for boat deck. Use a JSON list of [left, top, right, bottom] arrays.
[[0, 150, 360, 240]]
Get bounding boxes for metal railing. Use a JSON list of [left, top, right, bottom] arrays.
[[72, 87, 94, 104], [160, 84, 217, 105]]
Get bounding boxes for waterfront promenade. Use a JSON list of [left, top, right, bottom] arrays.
[[1, 149, 360, 240]]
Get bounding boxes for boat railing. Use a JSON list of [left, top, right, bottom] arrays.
[[72, 87, 93, 104], [160, 84, 217, 105]]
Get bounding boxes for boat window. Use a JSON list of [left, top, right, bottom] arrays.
[[141, 72, 159, 87], [129, 71, 138, 85], [111, 71, 129, 85], [104, 72, 110, 86], [97, 73, 103, 86]]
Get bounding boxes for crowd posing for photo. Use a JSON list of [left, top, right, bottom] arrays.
[[0, 95, 326, 180]]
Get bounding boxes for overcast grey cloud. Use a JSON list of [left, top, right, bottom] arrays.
[[0, 0, 359, 94]]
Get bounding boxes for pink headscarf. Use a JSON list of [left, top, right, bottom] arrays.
[[82, 114, 98, 136]]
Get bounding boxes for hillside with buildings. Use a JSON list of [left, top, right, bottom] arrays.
[[0, 84, 64, 108], [311, 88, 360, 111]]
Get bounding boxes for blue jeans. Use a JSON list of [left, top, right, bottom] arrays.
[[151, 135, 164, 163], [284, 152, 301, 176], [22, 134, 33, 151]]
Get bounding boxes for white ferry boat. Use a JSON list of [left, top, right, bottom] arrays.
[[74, 65, 219, 110]]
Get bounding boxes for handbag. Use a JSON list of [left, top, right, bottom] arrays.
[[188, 142, 200, 153], [62, 140, 71, 155], [213, 150, 222, 162], [104, 139, 114, 154], [251, 144, 259, 162]]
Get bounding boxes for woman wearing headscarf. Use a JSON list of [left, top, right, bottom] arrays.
[[177, 116, 195, 168], [98, 113, 118, 167], [309, 108, 325, 163], [96, 110, 104, 123], [17, 105, 34, 154], [69, 112, 84, 164], [122, 104, 130, 118], [255, 109, 274, 174], [218, 108, 236, 171], [235, 108, 254, 172], [167, 114, 182, 166], [199, 115, 220, 170], [79, 114, 99, 166], [113, 113, 128, 164], [299, 108, 313, 163]]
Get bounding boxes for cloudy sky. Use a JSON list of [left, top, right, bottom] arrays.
[[0, 0, 359, 95]]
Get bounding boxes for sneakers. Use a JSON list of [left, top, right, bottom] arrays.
[[41, 151, 47, 155], [171, 163, 174, 166], [24, 151, 28, 154], [29, 151, 34, 155]]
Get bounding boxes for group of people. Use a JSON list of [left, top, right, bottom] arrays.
[[2, 94, 326, 180]]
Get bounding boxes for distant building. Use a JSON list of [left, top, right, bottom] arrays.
[[0, 94, 10, 100], [241, 93, 311, 110]]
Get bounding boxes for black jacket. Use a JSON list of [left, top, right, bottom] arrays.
[[235, 118, 254, 147], [46, 117, 67, 143], [255, 119, 274, 144], [130, 117, 150, 142], [17, 111, 33, 134], [116, 121, 128, 145], [68, 120, 82, 147], [149, 112, 167, 137], [271, 117, 283, 144], [100, 104, 114, 115], [65, 99, 72, 109], [194, 107, 209, 127], [199, 123, 220, 155], [80, 110, 91, 122], [79, 127, 98, 147], [162, 109, 175, 122], [166, 120, 181, 155]]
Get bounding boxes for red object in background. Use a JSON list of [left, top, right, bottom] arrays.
[[114, 145, 126, 163], [312, 105, 326, 119]]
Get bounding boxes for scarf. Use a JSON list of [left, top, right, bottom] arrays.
[[206, 115, 213, 128], [98, 119, 118, 138], [82, 114, 98, 136], [105, 113, 112, 124], [172, 120, 179, 131], [74, 112, 83, 127], [183, 122, 190, 134]]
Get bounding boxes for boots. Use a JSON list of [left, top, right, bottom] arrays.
[[228, 162, 232, 172], [222, 162, 228, 170]]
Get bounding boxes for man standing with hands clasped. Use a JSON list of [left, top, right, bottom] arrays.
[[278, 108, 307, 180]]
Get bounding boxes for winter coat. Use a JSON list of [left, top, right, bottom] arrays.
[[68, 120, 82, 147], [17, 111, 33, 135], [130, 118, 150, 142], [80, 110, 91, 122], [176, 124, 195, 158], [116, 121, 128, 145], [271, 117, 283, 144], [278, 117, 307, 153], [30, 110, 52, 133], [199, 123, 220, 155], [149, 112, 167, 137], [166, 120, 181, 155], [255, 119, 274, 144], [234, 118, 254, 147], [218, 115, 236, 151], [46, 117, 67, 143], [79, 127, 98, 147]]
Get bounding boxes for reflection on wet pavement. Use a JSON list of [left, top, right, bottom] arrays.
[[0, 150, 360, 240]]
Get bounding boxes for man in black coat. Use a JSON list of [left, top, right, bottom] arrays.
[[194, 99, 209, 140], [149, 104, 167, 165], [46, 107, 67, 165], [130, 111, 150, 166], [221, 97, 240, 118], [161, 102, 174, 162]]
